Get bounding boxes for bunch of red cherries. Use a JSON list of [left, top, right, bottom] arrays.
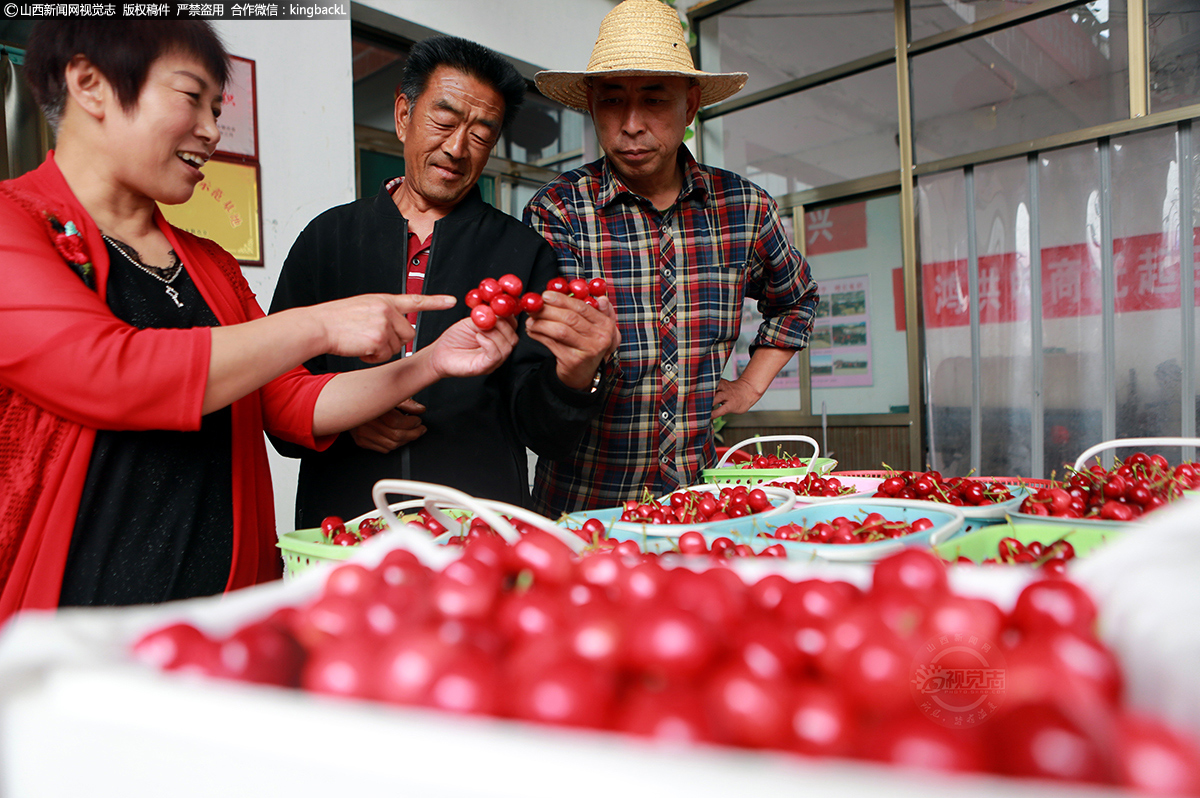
[[464, 273, 542, 331], [466, 274, 607, 331], [546, 275, 608, 308], [427, 511, 787, 561]]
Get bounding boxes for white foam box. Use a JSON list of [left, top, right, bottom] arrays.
[[2, 506, 1188, 798]]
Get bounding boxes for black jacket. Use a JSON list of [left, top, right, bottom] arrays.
[[269, 183, 601, 528]]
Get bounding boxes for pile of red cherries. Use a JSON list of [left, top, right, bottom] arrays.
[[1018, 452, 1200, 522], [771, 474, 856, 498], [738, 452, 812, 469], [873, 470, 1015, 506], [974, 536, 1076, 576], [767, 512, 935, 545], [320, 515, 385, 547], [615, 486, 775, 525], [132, 544, 1200, 793], [464, 273, 542, 331]]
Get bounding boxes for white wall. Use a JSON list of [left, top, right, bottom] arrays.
[[213, 19, 356, 535], [213, 20, 356, 301], [354, 0, 618, 72]]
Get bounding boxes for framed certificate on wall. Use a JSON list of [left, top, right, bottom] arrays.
[[159, 157, 263, 266], [216, 55, 258, 159]]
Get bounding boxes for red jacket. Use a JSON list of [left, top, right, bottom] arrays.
[[0, 153, 334, 623]]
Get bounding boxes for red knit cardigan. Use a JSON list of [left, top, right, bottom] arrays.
[[0, 154, 335, 623]]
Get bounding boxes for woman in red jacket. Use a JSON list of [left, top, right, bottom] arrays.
[[0, 20, 516, 621]]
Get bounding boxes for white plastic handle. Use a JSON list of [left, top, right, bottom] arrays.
[[346, 499, 425, 527], [426, 497, 588, 554], [715, 434, 821, 478], [1073, 437, 1200, 472], [372, 480, 586, 554], [374, 480, 521, 545]]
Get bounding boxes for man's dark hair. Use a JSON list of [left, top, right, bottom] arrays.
[[24, 20, 230, 130], [400, 36, 525, 130]]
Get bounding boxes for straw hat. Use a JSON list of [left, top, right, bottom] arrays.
[[535, 0, 747, 112]]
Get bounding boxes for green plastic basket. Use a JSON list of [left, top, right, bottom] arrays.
[[276, 527, 359, 578], [276, 514, 422, 579], [934, 520, 1127, 564], [701, 434, 836, 487], [701, 458, 838, 487]]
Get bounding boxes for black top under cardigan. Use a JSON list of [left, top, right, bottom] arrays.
[[60, 239, 233, 606], [269, 183, 602, 528]]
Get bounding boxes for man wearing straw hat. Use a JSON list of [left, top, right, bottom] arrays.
[[525, 0, 819, 516]]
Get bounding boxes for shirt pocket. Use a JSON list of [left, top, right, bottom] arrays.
[[695, 258, 750, 344]]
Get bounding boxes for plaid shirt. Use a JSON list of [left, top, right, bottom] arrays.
[[524, 147, 819, 516]]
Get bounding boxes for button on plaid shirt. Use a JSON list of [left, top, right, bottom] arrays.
[[524, 148, 819, 516]]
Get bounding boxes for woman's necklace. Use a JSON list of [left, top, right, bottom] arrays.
[[101, 234, 185, 308]]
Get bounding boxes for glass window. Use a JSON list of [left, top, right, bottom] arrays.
[[1038, 143, 1105, 476], [695, 0, 896, 97], [918, 170, 973, 475], [352, 36, 408, 134], [1111, 127, 1184, 461], [974, 157, 1034, 476], [700, 64, 899, 196], [911, 4, 1129, 165], [1148, 0, 1200, 113], [809, 195, 909, 417], [725, 212, 802, 410], [512, 180, 543, 220], [909, 0, 1041, 42], [498, 92, 588, 169]]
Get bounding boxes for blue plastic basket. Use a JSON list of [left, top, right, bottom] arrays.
[[564, 498, 964, 563], [755, 499, 966, 562]]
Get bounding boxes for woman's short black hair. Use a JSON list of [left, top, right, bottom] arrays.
[[400, 36, 525, 131], [23, 20, 230, 129]]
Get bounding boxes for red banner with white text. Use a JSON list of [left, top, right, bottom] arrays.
[[921, 231, 1199, 328]]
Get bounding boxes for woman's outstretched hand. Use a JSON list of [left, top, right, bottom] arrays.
[[313, 293, 456, 363], [308, 305, 515, 438], [425, 315, 518, 379]]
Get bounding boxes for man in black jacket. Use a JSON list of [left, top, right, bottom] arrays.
[[269, 36, 617, 528]]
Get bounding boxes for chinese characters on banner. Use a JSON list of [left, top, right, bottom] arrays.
[[921, 230, 1200, 329], [811, 276, 873, 388], [805, 202, 867, 256], [731, 202, 870, 392]]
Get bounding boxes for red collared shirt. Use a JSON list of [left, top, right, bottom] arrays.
[[387, 177, 431, 354]]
